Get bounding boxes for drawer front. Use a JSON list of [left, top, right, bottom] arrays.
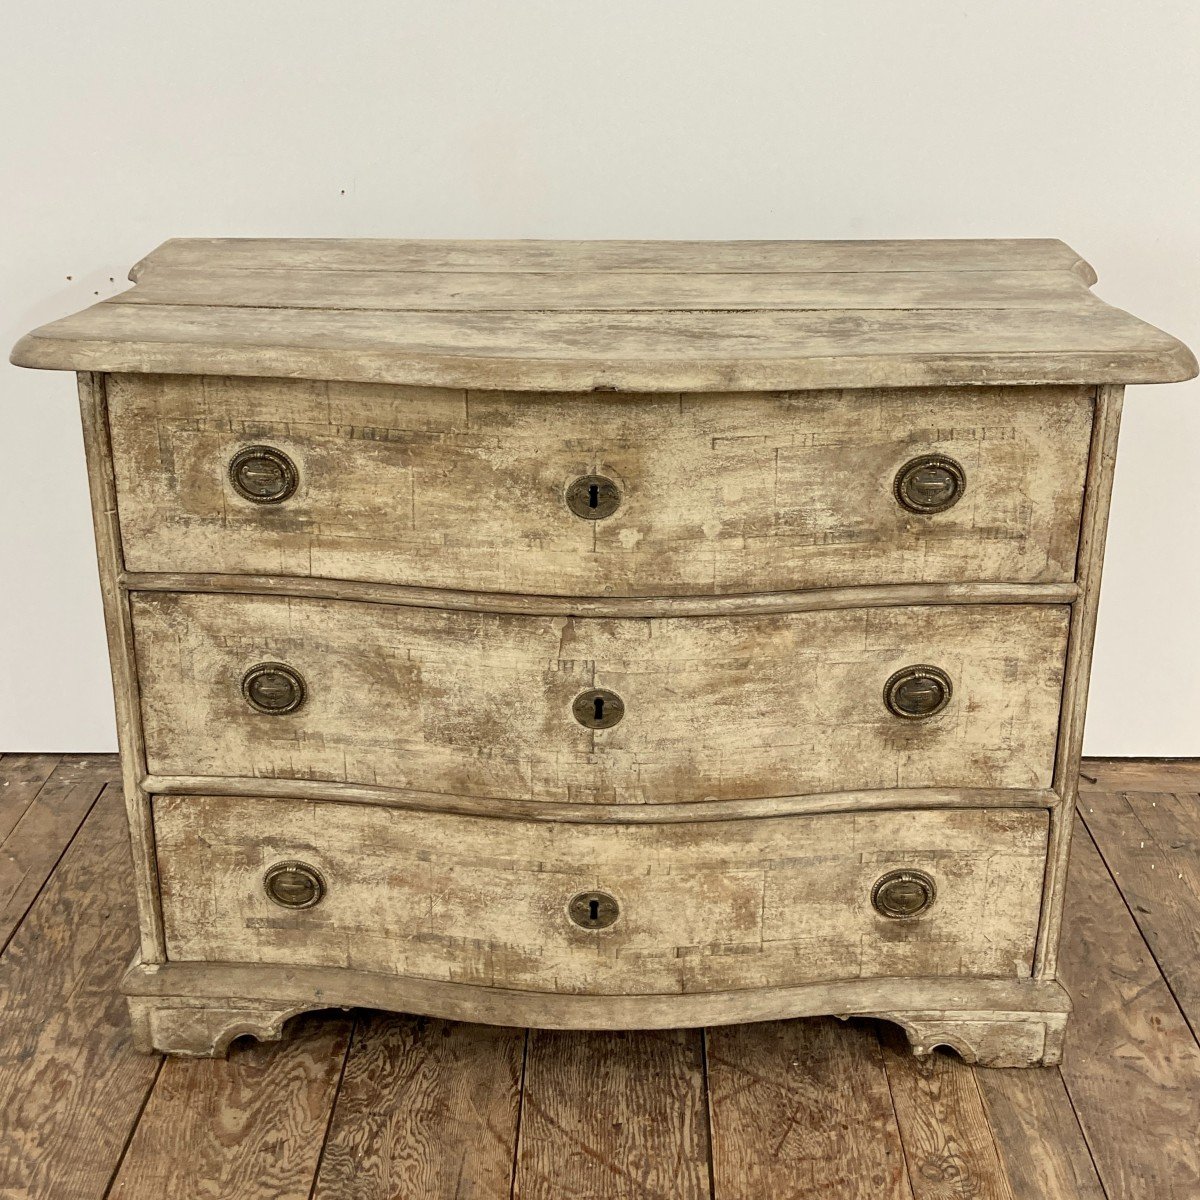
[[154, 796, 1049, 992], [133, 592, 1069, 803], [108, 375, 1092, 595]]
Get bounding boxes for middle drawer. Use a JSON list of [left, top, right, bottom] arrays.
[[132, 592, 1069, 804]]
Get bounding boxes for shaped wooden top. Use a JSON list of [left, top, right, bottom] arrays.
[[11, 238, 1196, 391]]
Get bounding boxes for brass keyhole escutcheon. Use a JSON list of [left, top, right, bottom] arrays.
[[230, 445, 299, 503], [572, 688, 624, 729], [894, 454, 965, 515], [884, 665, 952, 720], [872, 869, 936, 919], [565, 474, 621, 520], [568, 890, 620, 929], [264, 861, 325, 909], [242, 662, 307, 714]]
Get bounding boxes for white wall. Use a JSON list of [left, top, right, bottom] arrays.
[[2, 1, 1198, 753]]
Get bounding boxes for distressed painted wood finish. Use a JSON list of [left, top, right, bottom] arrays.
[[153, 795, 1048, 994], [14, 239, 1196, 1066], [106, 374, 1094, 595], [12, 239, 1197, 389], [131, 592, 1070, 804]]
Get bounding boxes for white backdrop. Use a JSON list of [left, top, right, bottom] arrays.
[[2, 1, 1198, 753]]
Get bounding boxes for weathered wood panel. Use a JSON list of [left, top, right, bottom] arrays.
[[706, 1018, 912, 1198], [107, 375, 1094, 594], [107, 1013, 351, 1200], [0, 756, 111, 949], [125, 236, 1100, 278], [133, 593, 1070, 803], [880, 1028, 1017, 1200], [1058, 820, 1200, 1199], [16, 239, 1196, 387], [313, 1015, 524, 1200], [154, 797, 1048, 993], [1080, 788, 1200, 1039], [975, 1067, 1107, 1200], [513, 1029, 710, 1200], [122, 265, 1101, 312], [0, 787, 161, 1199]]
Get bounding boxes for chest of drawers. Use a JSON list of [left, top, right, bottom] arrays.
[[13, 238, 1194, 1065]]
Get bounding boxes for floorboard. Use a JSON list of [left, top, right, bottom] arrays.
[[880, 1028, 1016, 1200], [1056, 819, 1200, 1199], [974, 1066, 1106, 1200], [312, 1013, 525, 1200], [513, 1029, 711, 1200], [706, 1017, 911, 1199], [0, 753, 61, 842], [0, 783, 160, 1200], [107, 1013, 352, 1200], [0, 756, 112, 951], [0, 754, 1196, 1199], [1081, 789, 1200, 1040]]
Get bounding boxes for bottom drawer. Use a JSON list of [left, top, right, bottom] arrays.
[[154, 796, 1048, 995]]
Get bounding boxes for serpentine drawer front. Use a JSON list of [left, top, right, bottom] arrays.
[[13, 237, 1194, 1064], [131, 591, 1069, 803], [153, 796, 1049, 993], [104, 375, 1094, 595]]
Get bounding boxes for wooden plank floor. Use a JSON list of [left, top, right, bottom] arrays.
[[0, 754, 1197, 1199]]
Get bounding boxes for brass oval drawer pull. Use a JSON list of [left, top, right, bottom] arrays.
[[572, 688, 624, 729], [242, 662, 306, 714], [264, 861, 325, 909], [568, 890, 620, 929], [872, 869, 936, 919], [894, 454, 965, 514], [884, 664, 952, 720], [230, 445, 298, 503], [565, 474, 621, 520]]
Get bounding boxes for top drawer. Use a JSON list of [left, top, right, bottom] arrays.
[[107, 375, 1093, 597]]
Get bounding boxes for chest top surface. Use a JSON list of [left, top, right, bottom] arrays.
[[11, 237, 1195, 392]]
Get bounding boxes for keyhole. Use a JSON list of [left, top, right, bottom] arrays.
[[566, 474, 620, 520], [568, 890, 619, 929], [572, 688, 624, 729]]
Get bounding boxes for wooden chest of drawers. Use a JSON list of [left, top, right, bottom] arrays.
[[14, 238, 1194, 1066]]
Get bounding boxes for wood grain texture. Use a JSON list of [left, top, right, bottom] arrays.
[[122, 573, 1082, 618], [106, 374, 1094, 595], [513, 1028, 710, 1200], [0, 786, 160, 1200], [1078, 758, 1200, 791], [78, 372, 166, 964], [123, 960, 1071, 1044], [1057, 819, 1200, 1199], [313, 1014, 525, 1200], [122, 265, 1104, 312], [14, 239, 1196, 388], [153, 796, 1048, 994], [881, 1027, 1017, 1200], [1080, 789, 1200, 1039], [132, 593, 1070, 803], [107, 1013, 351, 1200], [0, 753, 60, 842], [0, 756, 110, 948], [975, 1067, 1106, 1200], [123, 236, 1102, 278], [140, 775, 1060, 828], [706, 1017, 911, 1198], [1036, 384, 1124, 980]]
